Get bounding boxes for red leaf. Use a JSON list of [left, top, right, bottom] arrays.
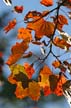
[[40, 0, 53, 7], [13, 6, 24, 13], [4, 18, 16, 33]]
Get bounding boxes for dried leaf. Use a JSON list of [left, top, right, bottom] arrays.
[[4, 18, 16, 33], [40, 0, 53, 7]]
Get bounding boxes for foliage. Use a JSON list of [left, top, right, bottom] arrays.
[[2, 0, 71, 106]]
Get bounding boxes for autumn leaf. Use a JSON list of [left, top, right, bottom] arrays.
[[6, 41, 29, 65], [24, 11, 42, 22], [43, 86, 51, 96], [53, 37, 71, 50], [51, 15, 68, 31], [38, 65, 67, 96], [17, 28, 32, 42], [43, 74, 67, 96], [8, 64, 30, 99], [52, 60, 67, 72], [28, 81, 41, 101], [24, 10, 49, 22], [54, 75, 67, 96], [4, 18, 17, 33], [52, 60, 61, 68], [27, 19, 54, 40], [23, 62, 35, 79], [15, 82, 28, 99], [13, 6, 24, 13], [40, 0, 53, 7], [8, 64, 27, 84], [38, 65, 52, 87], [8, 64, 40, 100]]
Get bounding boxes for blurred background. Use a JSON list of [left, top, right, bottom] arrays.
[[0, 0, 71, 108]]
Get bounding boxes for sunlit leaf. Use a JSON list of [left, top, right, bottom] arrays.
[[40, 0, 53, 7], [53, 37, 71, 50], [17, 28, 32, 42], [38, 65, 52, 87], [6, 41, 29, 65], [52, 15, 68, 31], [27, 19, 54, 40]]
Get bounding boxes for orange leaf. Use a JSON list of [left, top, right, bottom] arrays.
[[4, 18, 16, 33], [52, 15, 68, 31], [40, 0, 53, 7], [43, 74, 67, 96], [38, 65, 52, 87], [15, 82, 28, 99], [53, 37, 71, 49], [17, 28, 32, 42], [52, 60, 61, 68], [38, 66, 67, 96], [24, 62, 35, 79], [28, 81, 41, 101], [6, 41, 28, 65], [54, 75, 67, 96], [27, 19, 54, 40]]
